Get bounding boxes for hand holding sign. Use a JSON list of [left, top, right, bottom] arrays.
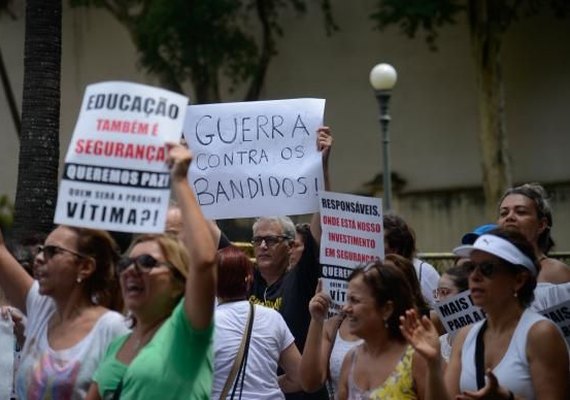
[[166, 142, 192, 183], [317, 126, 333, 160], [399, 309, 441, 365], [309, 279, 332, 323]]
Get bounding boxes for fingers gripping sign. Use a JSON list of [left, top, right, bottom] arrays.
[[166, 142, 193, 183], [309, 279, 332, 323]]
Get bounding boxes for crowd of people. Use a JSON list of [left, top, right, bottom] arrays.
[[0, 127, 569, 400]]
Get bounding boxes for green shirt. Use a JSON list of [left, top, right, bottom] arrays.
[[93, 301, 213, 399]]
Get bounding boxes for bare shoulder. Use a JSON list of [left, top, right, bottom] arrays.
[[453, 323, 473, 347], [528, 318, 564, 345], [539, 258, 570, 284]]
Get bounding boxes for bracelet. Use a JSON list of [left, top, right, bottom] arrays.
[[507, 390, 514, 400]]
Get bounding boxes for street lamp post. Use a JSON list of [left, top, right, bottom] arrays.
[[369, 63, 397, 211]]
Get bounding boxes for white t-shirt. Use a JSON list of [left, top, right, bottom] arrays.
[[16, 281, 129, 400], [212, 300, 295, 400], [413, 258, 440, 308], [530, 282, 570, 312]]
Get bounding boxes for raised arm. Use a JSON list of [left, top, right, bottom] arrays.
[[310, 126, 333, 245], [400, 309, 453, 400], [0, 230, 34, 313], [300, 279, 336, 392], [168, 143, 217, 330]]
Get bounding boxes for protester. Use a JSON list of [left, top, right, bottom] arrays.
[[299, 280, 362, 399], [383, 213, 440, 308], [212, 246, 301, 399], [498, 183, 570, 283], [460, 224, 497, 245], [300, 254, 428, 399], [290, 223, 311, 269], [335, 260, 427, 399], [248, 126, 332, 400], [401, 228, 569, 399], [432, 264, 470, 362], [87, 143, 218, 399], [0, 223, 128, 399]]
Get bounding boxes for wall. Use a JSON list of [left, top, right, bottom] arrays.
[[0, 1, 569, 251]]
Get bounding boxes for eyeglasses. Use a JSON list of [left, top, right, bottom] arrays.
[[38, 245, 88, 261], [433, 287, 454, 301], [464, 261, 505, 278], [116, 254, 178, 276], [251, 235, 289, 247]]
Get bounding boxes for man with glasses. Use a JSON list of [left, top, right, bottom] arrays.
[[247, 126, 332, 400], [249, 215, 326, 400]]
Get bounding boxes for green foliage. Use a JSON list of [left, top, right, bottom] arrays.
[[69, 0, 338, 102], [0, 194, 14, 231], [370, 0, 570, 50], [370, 0, 464, 50]]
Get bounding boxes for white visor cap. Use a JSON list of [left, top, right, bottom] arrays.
[[453, 234, 537, 277]]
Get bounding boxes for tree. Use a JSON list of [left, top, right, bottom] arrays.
[[370, 0, 569, 218], [70, 0, 337, 103], [12, 0, 62, 240]]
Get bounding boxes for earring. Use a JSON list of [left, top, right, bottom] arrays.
[[383, 317, 389, 328], [513, 290, 518, 298], [76, 277, 82, 284]]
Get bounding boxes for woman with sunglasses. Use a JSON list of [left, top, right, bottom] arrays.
[[401, 228, 569, 400], [87, 143, 217, 399], [498, 183, 570, 284], [332, 260, 427, 400], [0, 222, 128, 399], [300, 254, 429, 399]]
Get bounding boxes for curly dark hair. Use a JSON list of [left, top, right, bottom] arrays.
[[383, 213, 416, 260], [66, 226, 122, 311]]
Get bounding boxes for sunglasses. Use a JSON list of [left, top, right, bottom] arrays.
[[251, 235, 289, 247], [464, 261, 506, 278], [38, 245, 88, 261], [116, 254, 183, 279]]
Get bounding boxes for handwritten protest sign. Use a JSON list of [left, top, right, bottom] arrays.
[[54, 81, 189, 233], [434, 290, 486, 334], [539, 299, 570, 346], [183, 98, 325, 219], [319, 191, 383, 315]]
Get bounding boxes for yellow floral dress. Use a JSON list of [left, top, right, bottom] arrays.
[[347, 344, 417, 400]]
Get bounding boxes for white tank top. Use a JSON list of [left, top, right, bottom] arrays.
[[328, 329, 362, 398], [459, 309, 550, 400]]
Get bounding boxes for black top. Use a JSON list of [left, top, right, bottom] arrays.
[[249, 232, 329, 399]]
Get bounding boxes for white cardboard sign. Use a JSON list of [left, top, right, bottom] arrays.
[[183, 98, 325, 219], [539, 299, 570, 346], [434, 290, 486, 334], [319, 191, 384, 314], [54, 81, 189, 233]]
